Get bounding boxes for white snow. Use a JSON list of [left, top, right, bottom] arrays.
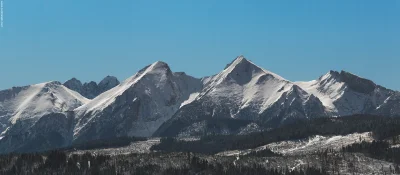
[[0, 82, 89, 135], [180, 92, 199, 108], [295, 71, 393, 116], [376, 96, 391, 110], [9, 82, 88, 123], [217, 132, 373, 156], [73, 138, 161, 155], [74, 61, 203, 138], [266, 132, 373, 155], [192, 56, 314, 118], [295, 73, 345, 111], [76, 62, 175, 113], [73, 62, 173, 134]]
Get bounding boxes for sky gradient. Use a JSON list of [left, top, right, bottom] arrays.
[[0, 0, 399, 90]]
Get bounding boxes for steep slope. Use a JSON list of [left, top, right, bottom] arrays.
[[73, 61, 202, 142], [64, 76, 120, 99], [295, 70, 399, 117], [155, 56, 327, 137], [0, 82, 89, 153]]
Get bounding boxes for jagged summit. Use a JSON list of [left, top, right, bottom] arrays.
[[98, 76, 120, 92], [1, 56, 400, 152], [147, 61, 172, 74], [211, 56, 287, 88], [318, 70, 377, 94], [63, 76, 120, 99], [155, 57, 329, 137]]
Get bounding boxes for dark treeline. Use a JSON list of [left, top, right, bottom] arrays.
[[244, 148, 281, 157], [164, 155, 327, 175], [152, 115, 400, 154], [0, 150, 327, 175], [62, 136, 147, 151], [342, 140, 400, 165]]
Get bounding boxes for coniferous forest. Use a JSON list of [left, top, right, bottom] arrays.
[[1, 115, 400, 174]]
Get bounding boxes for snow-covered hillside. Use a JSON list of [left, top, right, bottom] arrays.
[[217, 132, 373, 157]]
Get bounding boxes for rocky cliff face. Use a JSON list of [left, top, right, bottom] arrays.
[[64, 76, 120, 99]]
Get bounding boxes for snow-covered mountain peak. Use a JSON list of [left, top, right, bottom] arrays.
[[73, 61, 203, 139], [223, 56, 265, 73], [225, 56, 261, 72], [296, 70, 393, 116], [318, 70, 377, 94], [208, 56, 287, 88], [155, 58, 329, 137], [147, 61, 171, 73], [319, 70, 340, 81], [10, 82, 89, 123], [0, 81, 89, 139]]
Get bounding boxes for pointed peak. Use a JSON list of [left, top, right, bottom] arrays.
[[151, 61, 169, 67], [146, 61, 170, 72], [224, 55, 254, 70], [235, 55, 247, 61], [129, 61, 173, 80], [232, 55, 251, 64], [319, 70, 340, 81]]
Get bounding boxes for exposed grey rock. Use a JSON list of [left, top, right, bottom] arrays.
[[63, 76, 120, 99]]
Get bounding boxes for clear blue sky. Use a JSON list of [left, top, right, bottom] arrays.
[[0, 0, 399, 90]]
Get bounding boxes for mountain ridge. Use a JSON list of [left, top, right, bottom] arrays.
[[0, 55, 399, 152], [63, 76, 120, 99]]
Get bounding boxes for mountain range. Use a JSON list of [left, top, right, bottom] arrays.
[[0, 56, 399, 153]]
